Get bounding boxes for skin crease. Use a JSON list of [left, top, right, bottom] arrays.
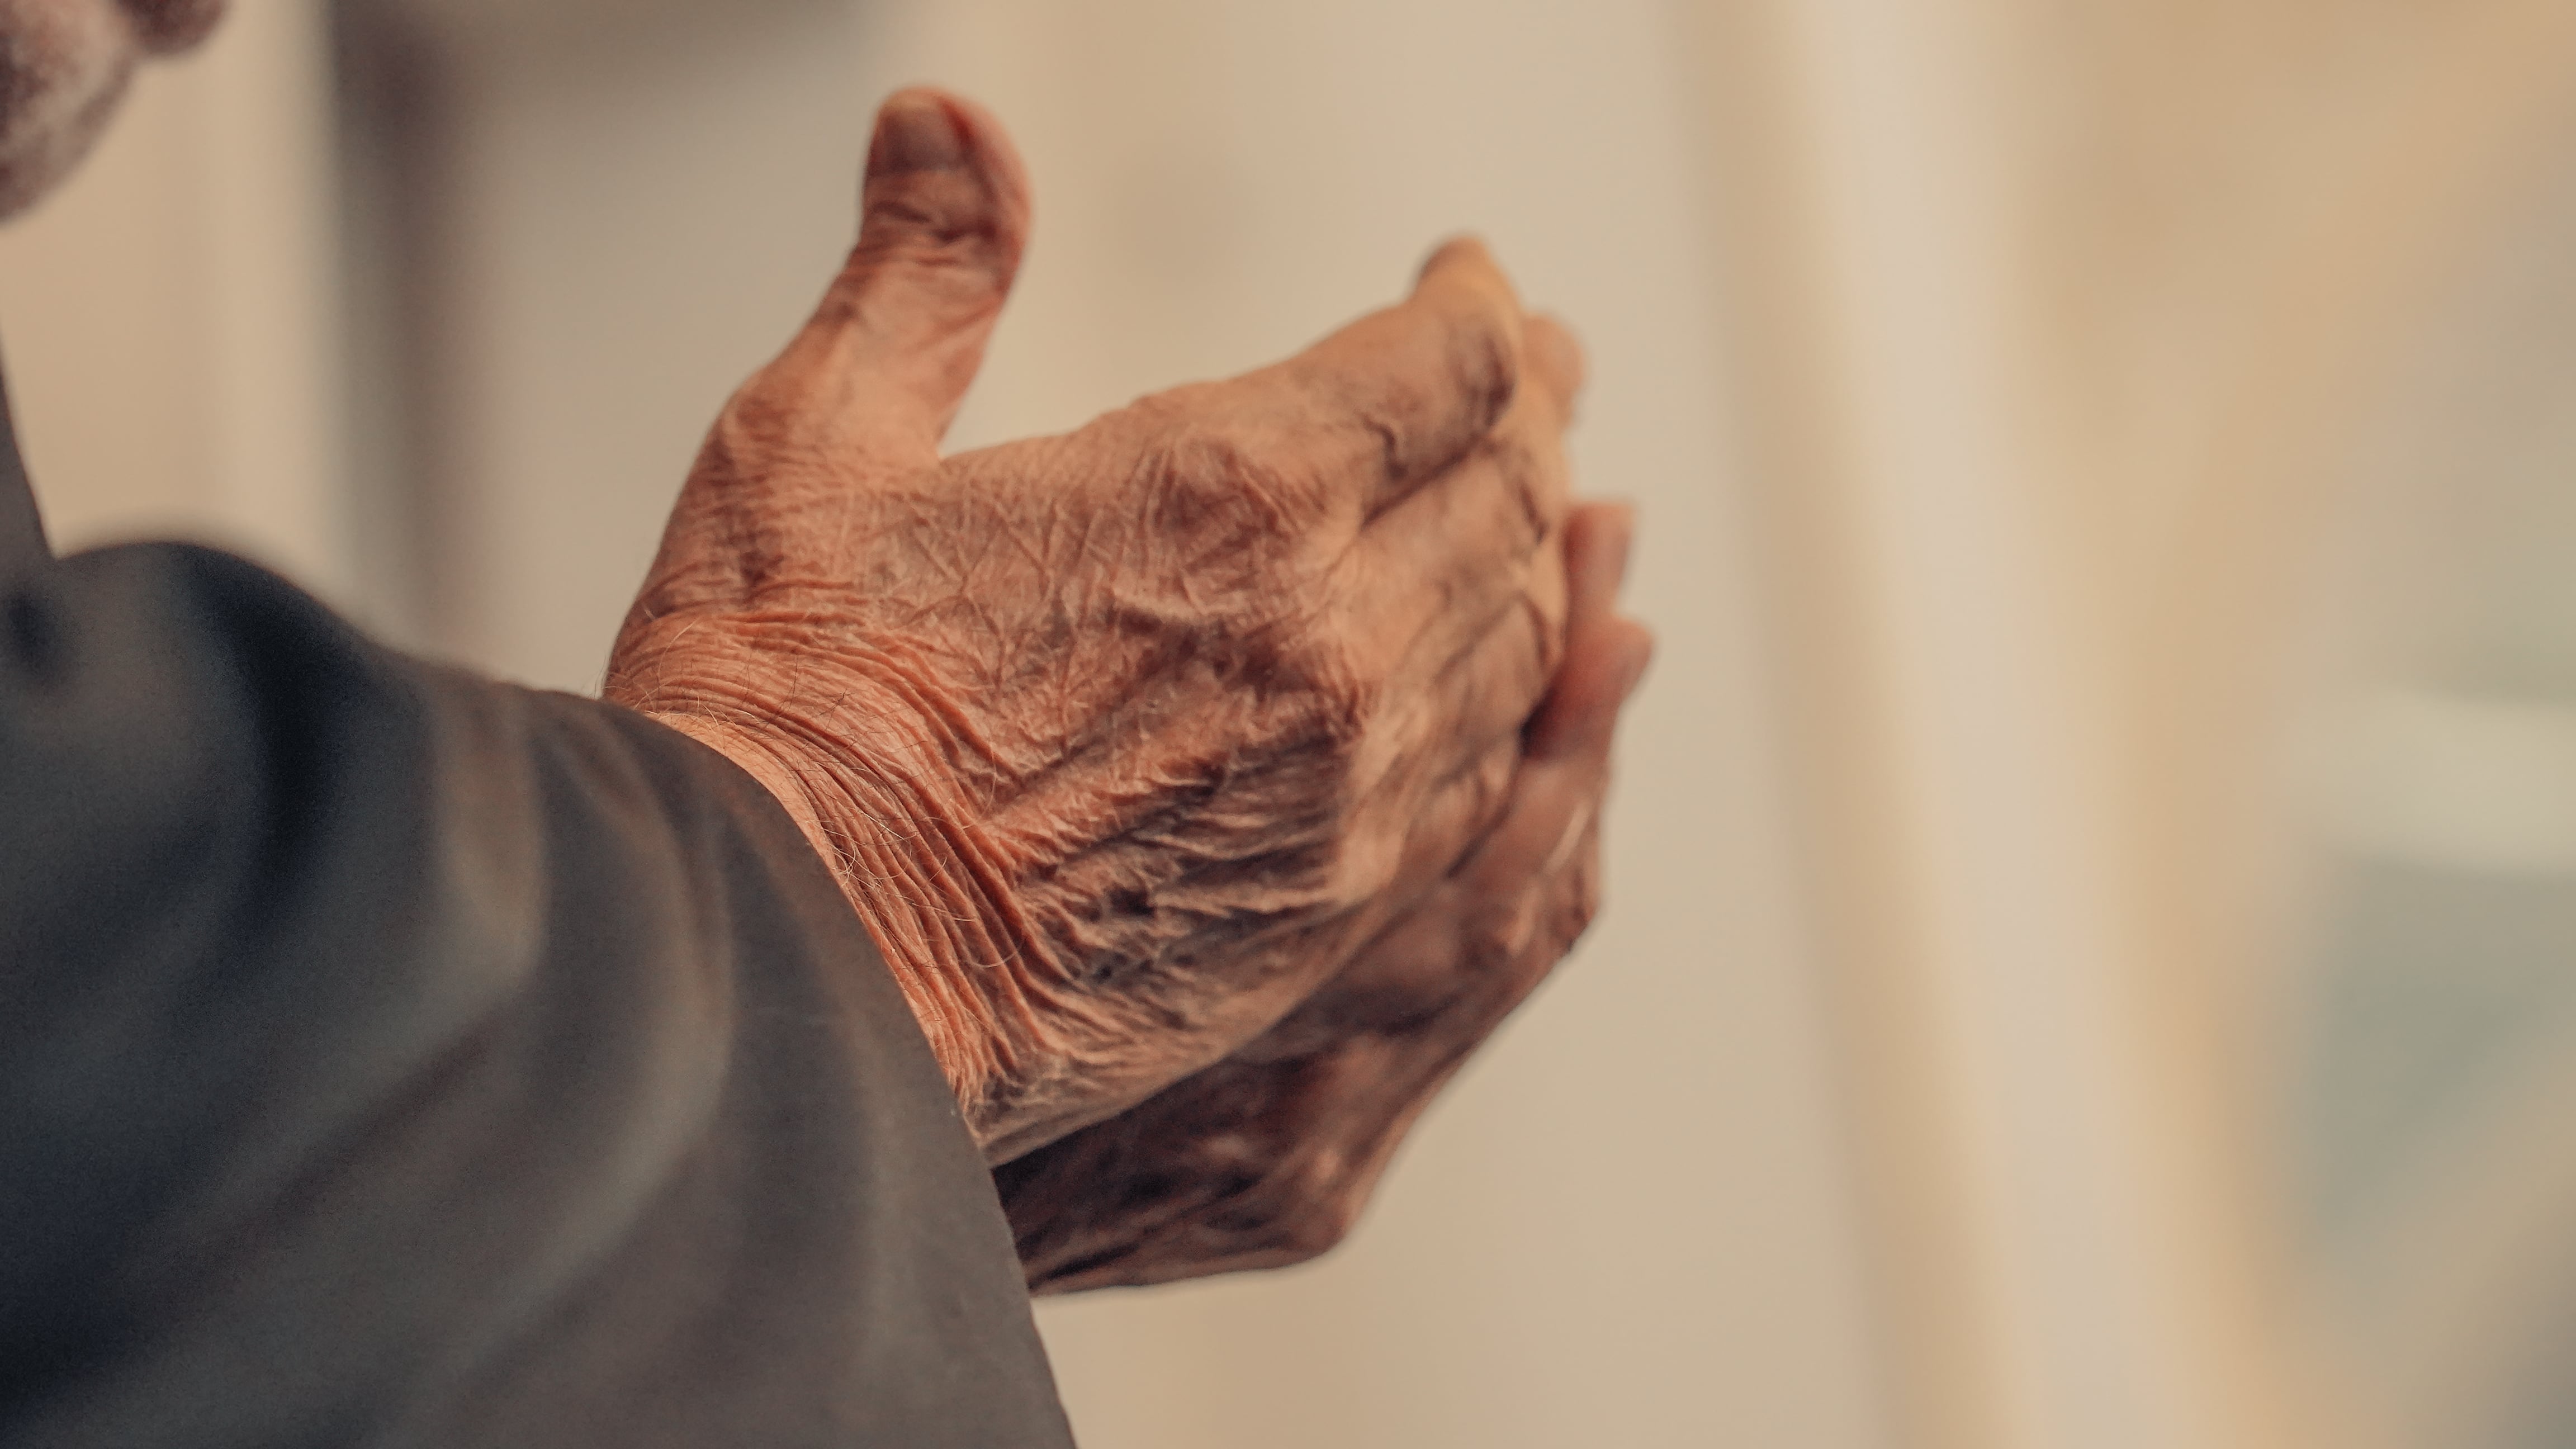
[[606, 89, 1643, 1168], [0, 8, 1655, 1280]]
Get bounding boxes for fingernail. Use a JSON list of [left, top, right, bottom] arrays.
[[872, 90, 968, 174]]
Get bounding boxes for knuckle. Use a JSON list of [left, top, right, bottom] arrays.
[[716, 376, 799, 446], [712, 362, 849, 466], [1124, 630, 1392, 933], [1263, 1155, 1361, 1263], [1484, 427, 1555, 552], [1526, 313, 1587, 402], [1273, 1213, 1353, 1265], [1528, 839, 1605, 961], [1295, 632, 1381, 746], [1461, 744, 1521, 841], [1252, 624, 1380, 764], [1319, 825, 1403, 910], [1176, 670, 1381, 913], [1447, 307, 1521, 435], [1559, 883, 1600, 946], [1470, 585, 1562, 718], [1524, 590, 1569, 690], [855, 172, 1016, 272], [1181, 414, 1314, 517], [1524, 603, 1566, 685], [1195, 1155, 1328, 1256], [1460, 898, 1530, 976], [1135, 410, 1322, 573], [1562, 848, 1606, 940], [858, 198, 973, 257], [1119, 380, 1225, 431]]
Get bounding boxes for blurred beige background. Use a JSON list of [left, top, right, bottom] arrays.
[[11, 1, 2576, 1446]]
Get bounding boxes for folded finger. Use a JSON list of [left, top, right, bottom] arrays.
[[1523, 312, 1587, 428], [1331, 404, 1572, 709], [1286, 600, 1641, 1050], [1465, 614, 1647, 905], [1228, 237, 1525, 524], [1239, 733, 1526, 1061]]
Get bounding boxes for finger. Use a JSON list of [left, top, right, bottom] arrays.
[[1476, 616, 1647, 894], [1291, 584, 1642, 1052], [1330, 318, 1585, 699], [1330, 813, 1607, 1199], [1353, 536, 1567, 813], [1528, 614, 1652, 763], [1036, 803, 1608, 1292], [1235, 236, 1526, 520], [1530, 505, 1649, 762], [1324, 624, 1631, 1053], [1265, 733, 1612, 1066], [1563, 499, 1633, 632], [1424, 555, 1571, 765], [1523, 312, 1588, 427], [1380, 733, 1524, 908], [1335, 462, 1606, 817], [1017, 633, 1632, 1291], [781, 87, 1032, 455], [1241, 732, 1526, 1062], [1330, 396, 1573, 716]]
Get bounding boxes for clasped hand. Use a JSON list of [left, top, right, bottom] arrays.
[[605, 89, 1650, 1283]]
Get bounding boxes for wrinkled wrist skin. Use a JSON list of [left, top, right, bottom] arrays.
[[643, 698, 1050, 1116]]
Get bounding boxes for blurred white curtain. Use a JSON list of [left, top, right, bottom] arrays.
[[1689, 3, 2576, 1448]]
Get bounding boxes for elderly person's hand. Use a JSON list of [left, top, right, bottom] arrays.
[[992, 503, 1649, 1289], [605, 89, 1580, 1162]]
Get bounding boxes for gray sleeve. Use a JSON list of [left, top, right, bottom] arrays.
[[0, 426, 1072, 1446]]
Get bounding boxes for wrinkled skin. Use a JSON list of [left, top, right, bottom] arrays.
[[997, 505, 1649, 1290], [606, 89, 1624, 1163]]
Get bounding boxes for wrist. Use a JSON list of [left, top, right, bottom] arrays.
[[644, 700, 1058, 1138]]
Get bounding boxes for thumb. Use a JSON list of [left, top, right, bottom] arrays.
[[787, 87, 1031, 455]]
